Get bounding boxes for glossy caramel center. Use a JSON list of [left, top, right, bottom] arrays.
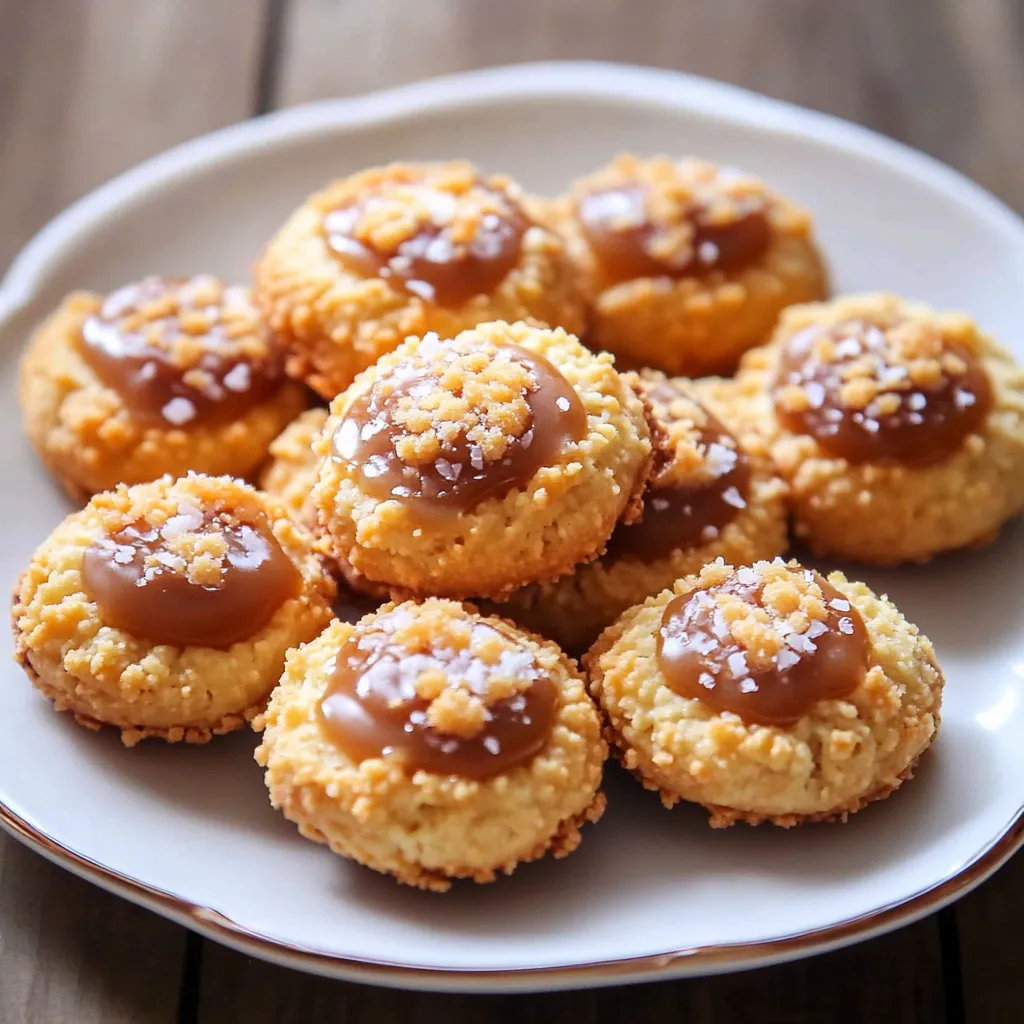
[[79, 275, 285, 428], [82, 504, 301, 649], [773, 318, 992, 465], [657, 565, 869, 725], [323, 178, 527, 307], [318, 608, 558, 778], [331, 339, 588, 519], [606, 381, 750, 561], [578, 183, 771, 283]]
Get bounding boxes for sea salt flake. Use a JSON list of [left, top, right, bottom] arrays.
[[727, 652, 748, 677], [721, 486, 746, 509], [161, 397, 196, 425], [805, 381, 827, 409], [698, 240, 720, 264], [223, 363, 251, 392]]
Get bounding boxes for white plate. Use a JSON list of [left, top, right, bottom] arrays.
[[1, 62, 1022, 994]]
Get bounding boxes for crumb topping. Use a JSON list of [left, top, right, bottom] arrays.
[[330, 325, 588, 515], [574, 154, 776, 274], [657, 559, 869, 726], [80, 474, 303, 650], [350, 601, 539, 740], [79, 275, 282, 427], [318, 600, 559, 779], [383, 333, 535, 466], [326, 161, 524, 254], [772, 298, 993, 465], [88, 275, 269, 370], [643, 376, 743, 490]]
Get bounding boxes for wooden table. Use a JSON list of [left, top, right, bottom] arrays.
[[1, 1, 1021, 1021]]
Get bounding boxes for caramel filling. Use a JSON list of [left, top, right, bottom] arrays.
[[79, 275, 284, 428], [318, 609, 558, 778], [773, 318, 993, 465], [657, 566, 869, 725], [607, 382, 750, 561], [82, 505, 301, 649], [578, 184, 771, 283], [323, 182, 527, 307], [331, 340, 587, 519]]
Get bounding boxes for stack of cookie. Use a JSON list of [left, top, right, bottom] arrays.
[[13, 155, 1024, 891]]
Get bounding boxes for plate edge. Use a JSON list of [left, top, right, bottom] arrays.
[[0, 794, 1020, 993]]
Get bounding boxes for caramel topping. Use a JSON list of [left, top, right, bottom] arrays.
[[82, 503, 301, 649], [658, 564, 869, 726], [607, 380, 750, 561], [79, 275, 285, 428], [322, 166, 527, 307], [318, 604, 558, 778], [331, 335, 588, 519], [773, 316, 993, 465], [575, 159, 772, 283]]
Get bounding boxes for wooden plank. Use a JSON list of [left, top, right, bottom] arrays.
[[196, 918, 945, 1024], [0, 0, 267, 269], [201, 0, 1024, 1015], [956, 853, 1024, 1024], [0, 1, 269, 1022]]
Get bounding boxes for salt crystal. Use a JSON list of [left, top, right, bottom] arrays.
[[727, 651, 748, 677], [721, 486, 747, 509], [423, 236, 456, 264], [829, 597, 851, 611], [161, 397, 196, 425], [838, 617, 855, 635], [738, 678, 758, 693], [651, 497, 670, 512], [776, 648, 800, 671], [698, 240, 720, 264], [556, 396, 571, 412], [907, 392, 927, 411], [112, 545, 135, 566], [223, 363, 251, 392], [435, 458, 461, 482], [834, 338, 863, 359], [483, 736, 501, 755], [805, 381, 827, 409], [404, 278, 435, 301]]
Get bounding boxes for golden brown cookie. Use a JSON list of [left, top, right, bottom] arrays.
[[19, 276, 307, 500], [729, 293, 1024, 563], [12, 473, 334, 745], [495, 373, 788, 651], [313, 320, 655, 599], [556, 154, 828, 375], [259, 408, 329, 530], [255, 598, 606, 891], [585, 559, 943, 826], [254, 161, 586, 398]]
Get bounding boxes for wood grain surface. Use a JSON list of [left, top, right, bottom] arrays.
[[1, 1, 1021, 1022]]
